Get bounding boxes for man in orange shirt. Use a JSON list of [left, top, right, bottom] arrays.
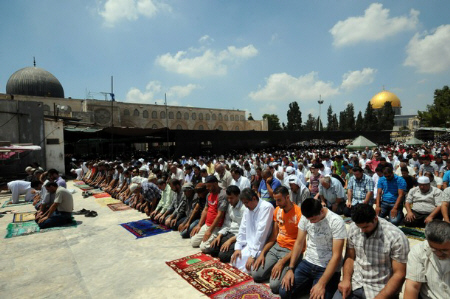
[[252, 186, 303, 294]]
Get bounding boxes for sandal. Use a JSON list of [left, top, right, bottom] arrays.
[[74, 209, 90, 215], [85, 211, 98, 217]]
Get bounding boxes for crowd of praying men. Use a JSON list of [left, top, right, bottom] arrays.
[[5, 142, 450, 298]]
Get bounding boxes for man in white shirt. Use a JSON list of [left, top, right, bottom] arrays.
[[404, 220, 450, 299], [280, 197, 347, 299], [231, 188, 274, 273], [231, 168, 251, 191], [170, 165, 185, 184], [5, 180, 32, 203]]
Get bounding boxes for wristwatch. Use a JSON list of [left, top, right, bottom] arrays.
[[287, 266, 294, 271]]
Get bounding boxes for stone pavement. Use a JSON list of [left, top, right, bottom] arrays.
[[0, 181, 420, 299]]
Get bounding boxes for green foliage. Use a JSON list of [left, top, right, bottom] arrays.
[[363, 102, 378, 130], [355, 111, 364, 131], [304, 113, 316, 131], [418, 85, 450, 127], [377, 102, 395, 130], [326, 105, 333, 131], [248, 113, 254, 120], [262, 113, 282, 131], [331, 114, 339, 131], [286, 101, 303, 131]]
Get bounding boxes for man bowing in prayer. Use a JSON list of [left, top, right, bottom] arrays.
[[231, 188, 274, 273]]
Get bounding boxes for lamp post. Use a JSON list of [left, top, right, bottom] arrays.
[[318, 96, 324, 131]]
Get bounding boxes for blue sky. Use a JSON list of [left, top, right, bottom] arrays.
[[1, 0, 449, 124]]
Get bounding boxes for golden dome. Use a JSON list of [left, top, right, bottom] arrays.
[[370, 90, 401, 109]]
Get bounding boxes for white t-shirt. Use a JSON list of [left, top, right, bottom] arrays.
[[298, 209, 347, 269]]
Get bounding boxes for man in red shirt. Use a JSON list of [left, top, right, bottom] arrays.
[[190, 175, 228, 253]]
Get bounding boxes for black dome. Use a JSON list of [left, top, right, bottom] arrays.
[[6, 66, 64, 98]]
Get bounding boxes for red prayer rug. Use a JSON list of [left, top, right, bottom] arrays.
[[211, 281, 280, 299], [93, 193, 111, 198], [107, 203, 132, 212], [166, 253, 252, 297]]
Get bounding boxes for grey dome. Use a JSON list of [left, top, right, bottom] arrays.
[[6, 66, 64, 98]]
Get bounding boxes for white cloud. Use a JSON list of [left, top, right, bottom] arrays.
[[341, 68, 377, 91], [155, 44, 258, 78], [199, 35, 214, 45], [248, 72, 339, 102], [99, 0, 169, 27], [404, 25, 450, 73], [125, 81, 199, 104], [330, 3, 419, 47]]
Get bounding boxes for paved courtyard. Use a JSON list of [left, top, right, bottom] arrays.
[[1, 181, 419, 299]]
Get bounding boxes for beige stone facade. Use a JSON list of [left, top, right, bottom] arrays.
[[0, 93, 268, 131]]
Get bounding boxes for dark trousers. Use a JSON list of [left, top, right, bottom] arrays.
[[209, 232, 236, 263], [37, 211, 72, 229], [180, 219, 199, 238], [279, 260, 340, 299], [379, 201, 403, 226], [332, 287, 366, 299], [404, 210, 441, 228]]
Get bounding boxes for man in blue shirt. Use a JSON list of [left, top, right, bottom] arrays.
[[375, 167, 407, 226], [258, 170, 281, 207]]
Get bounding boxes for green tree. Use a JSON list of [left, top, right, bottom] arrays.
[[286, 101, 303, 130], [418, 85, 450, 127], [262, 114, 282, 131], [377, 102, 395, 130], [363, 102, 378, 130], [304, 113, 316, 130], [248, 113, 254, 120], [331, 114, 339, 131], [344, 103, 355, 131], [316, 118, 324, 131], [326, 105, 333, 131], [339, 111, 348, 131], [355, 111, 364, 131]]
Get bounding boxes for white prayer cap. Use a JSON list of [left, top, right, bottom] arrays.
[[25, 166, 33, 172], [129, 183, 139, 193], [417, 176, 430, 184], [138, 158, 144, 163], [288, 174, 301, 186], [131, 176, 143, 184], [158, 158, 164, 163], [148, 173, 157, 181], [286, 166, 295, 175], [139, 166, 147, 172]]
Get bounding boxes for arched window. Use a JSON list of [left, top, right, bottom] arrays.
[[224, 115, 228, 121], [206, 114, 210, 120], [169, 112, 174, 119], [212, 114, 217, 120], [152, 111, 157, 119], [230, 115, 234, 121], [240, 115, 244, 121], [176, 124, 182, 130], [192, 113, 197, 120], [199, 113, 203, 120], [218, 113, 223, 121], [152, 124, 158, 129], [184, 112, 189, 120], [143, 110, 149, 118], [133, 109, 139, 116], [176, 111, 182, 119], [160, 111, 166, 119], [124, 109, 130, 116], [235, 115, 239, 121], [198, 125, 204, 130], [235, 126, 240, 131], [217, 125, 223, 130]]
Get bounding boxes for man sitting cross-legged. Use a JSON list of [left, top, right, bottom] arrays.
[[280, 197, 347, 299], [190, 175, 228, 252], [230, 188, 274, 273], [209, 185, 246, 262], [251, 186, 303, 294], [36, 182, 74, 229], [333, 204, 410, 299]]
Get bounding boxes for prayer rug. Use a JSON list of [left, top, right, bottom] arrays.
[[77, 184, 94, 190], [399, 226, 425, 241], [211, 281, 279, 299], [93, 193, 111, 198], [120, 219, 171, 239], [1, 196, 30, 208], [107, 203, 132, 212], [166, 252, 252, 296], [90, 189, 105, 194], [94, 197, 121, 207], [5, 219, 77, 238], [12, 212, 36, 223]]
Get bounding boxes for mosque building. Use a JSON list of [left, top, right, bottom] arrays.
[[1, 62, 268, 131], [369, 89, 419, 132]]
